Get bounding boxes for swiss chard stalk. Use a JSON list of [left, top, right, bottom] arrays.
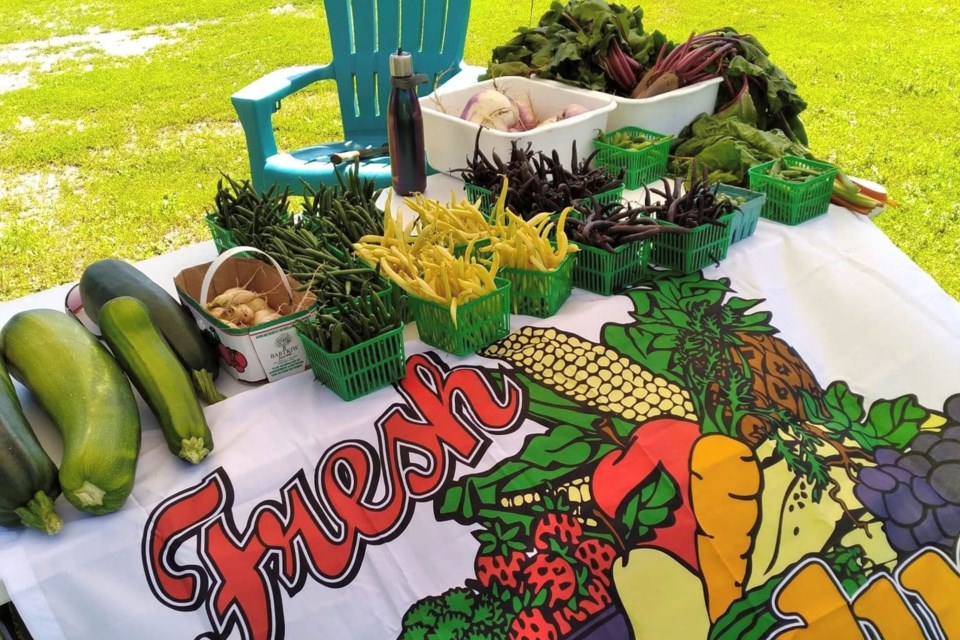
[[631, 32, 740, 99], [485, 0, 667, 97]]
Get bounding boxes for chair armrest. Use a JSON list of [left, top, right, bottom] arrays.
[[231, 64, 336, 189], [231, 63, 336, 106]]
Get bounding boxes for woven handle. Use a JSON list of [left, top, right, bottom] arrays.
[[199, 246, 293, 307]]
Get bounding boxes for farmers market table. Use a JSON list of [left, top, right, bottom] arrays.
[[3, 173, 960, 640]]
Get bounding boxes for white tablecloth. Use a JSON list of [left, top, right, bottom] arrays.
[[2, 175, 960, 640]]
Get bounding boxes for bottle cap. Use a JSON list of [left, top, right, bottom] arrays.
[[390, 48, 414, 78]]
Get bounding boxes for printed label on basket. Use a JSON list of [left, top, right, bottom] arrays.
[[250, 322, 310, 382]]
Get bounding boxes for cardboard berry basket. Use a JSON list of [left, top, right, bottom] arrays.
[[175, 246, 317, 383]]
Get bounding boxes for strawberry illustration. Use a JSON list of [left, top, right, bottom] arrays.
[[522, 553, 576, 609], [472, 523, 527, 591], [573, 538, 618, 584], [476, 550, 525, 590], [558, 575, 612, 628], [583, 576, 612, 610], [508, 608, 558, 640], [532, 513, 583, 552]]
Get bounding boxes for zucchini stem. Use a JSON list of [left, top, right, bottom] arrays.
[[192, 369, 226, 404], [73, 481, 106, 508], [14, 490, 63, 535], [179, 437, 211, 465]]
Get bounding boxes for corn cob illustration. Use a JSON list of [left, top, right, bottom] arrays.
[[482, 326, 697, 423]]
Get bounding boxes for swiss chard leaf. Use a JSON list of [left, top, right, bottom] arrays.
[[670, 112, 813, 187], [485, 0, 665, 95], [714, 29, 809, 145]]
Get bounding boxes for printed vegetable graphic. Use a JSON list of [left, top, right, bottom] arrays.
[[413, 268, 955, 640], [473, 521, 527, 590], [613, 547, 710, 639], [854, 415, 960, 556], [482, 327, 698, 425], [591, 418, 700, 569], [690, 434, 762, 622]]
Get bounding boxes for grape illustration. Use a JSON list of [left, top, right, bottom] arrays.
[[854, 416, 960, 555]]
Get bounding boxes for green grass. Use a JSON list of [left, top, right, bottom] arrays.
[[1, 0, 959, 301]]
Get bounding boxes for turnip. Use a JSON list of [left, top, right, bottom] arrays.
[[207, 286, 258, 309], [460, 89, 518, 131], [561, 103, 591, 119], [514, 93, 538, 130], [253, 309, 282, 325], [246, 296, 269, 312]]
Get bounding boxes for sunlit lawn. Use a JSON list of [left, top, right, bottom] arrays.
[[1, 0, 958, 301]]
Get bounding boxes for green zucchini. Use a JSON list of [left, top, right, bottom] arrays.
[[99, 297, 213, 464], [0, 357, 62, 534], [0, 309, 141, 515], [78, 259, 224, 403]]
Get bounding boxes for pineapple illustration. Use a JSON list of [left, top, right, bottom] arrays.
[[729, 331, 823, 442]]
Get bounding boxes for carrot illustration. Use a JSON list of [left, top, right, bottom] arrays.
[[690, 434, 763, 622]]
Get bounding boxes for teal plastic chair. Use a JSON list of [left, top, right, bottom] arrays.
[[231, 0, 471, 193]]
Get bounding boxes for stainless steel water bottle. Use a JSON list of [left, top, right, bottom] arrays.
[[387, 49, 427, 195]]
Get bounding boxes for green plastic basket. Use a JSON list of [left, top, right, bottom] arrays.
[[573, 240, 651, 295], [500, 254, 575, 318], [452, 236, 491, 259], [299, 323, 406, 401], [409, 277, 511, 356], [748, 156, 837, 226], [463, 183, 623, 218], [716, 184, 767, 244], [464, 183, 497, 215], [593, 127, 671, 189], [205, 214, 239, 254], [650, 213, 735, 273]]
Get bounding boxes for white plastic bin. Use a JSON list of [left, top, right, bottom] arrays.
[[535, 76, 723, 136], [420, 76, 616, 175]]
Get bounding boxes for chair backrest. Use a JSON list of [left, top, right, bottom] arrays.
[[324, 0, 471, 141]]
